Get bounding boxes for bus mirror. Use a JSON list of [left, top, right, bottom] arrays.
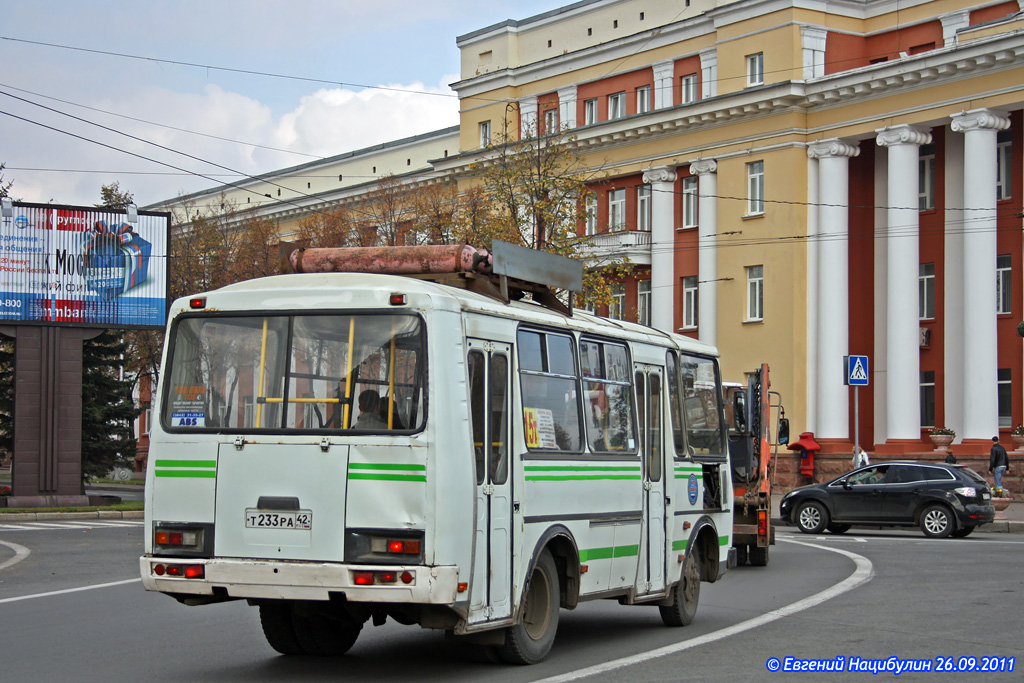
[[732, 392, 747, 434], [777, 418, 790, 445]]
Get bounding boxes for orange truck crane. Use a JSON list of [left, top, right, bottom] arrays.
[[725, 364, 788, 566]]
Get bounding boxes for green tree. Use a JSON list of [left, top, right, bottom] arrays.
[[0, 336, 13, 454], [81, 331, 140, 484], [0, 161, 12, 198], [96, 181, 134, 209]]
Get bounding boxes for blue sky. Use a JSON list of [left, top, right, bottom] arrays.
[[0, 0, 561, 207]]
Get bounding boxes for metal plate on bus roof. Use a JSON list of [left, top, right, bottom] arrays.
[[490, 240, 583, 292]]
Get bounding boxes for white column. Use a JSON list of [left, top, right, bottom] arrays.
[[653, 60, 674, 110], [876, 125, 931, 441], [808, 139, 860, 440], [518, 97, 538, 138], [699, 48, 718, 99], [690, 159, 718, 347], [558, 86, 577, 129], [806, 154, 820, 434], [951, 109, 1010, 440], [643, 167, 677, 333], [943, 125, 966, 440]]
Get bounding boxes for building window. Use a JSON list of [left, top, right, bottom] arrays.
[[636, 85, 651, 114], [585, 193, 598, 236], [544, 108, 558, 134], [682, 176, 698, 228], [610, 283, 625, 320], [682, 276, 698, 329], [681, 74, 698, 104], [584, 98, 599, 125], [920, 371, 935, 429], [747, 161, 764, 215], [998, 368, 1012, 428], [608, 92, 626, 120], [919, 144, 935, 210], [997, 131, 1012, 200], [997, 254, 1012, 314], [638, 280, 651, 326], [479, 120, 491, 147], [746, 53, 764, 86], [919, 262, 935, 320], [608, 188, 626, 230], [637, 185, 651, 231], [746, 265, 764, 321]]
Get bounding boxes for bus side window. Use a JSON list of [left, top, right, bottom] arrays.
[[490, 354, 509, 485], [666, 351, 688, 457], [468, 350, 486, 485]]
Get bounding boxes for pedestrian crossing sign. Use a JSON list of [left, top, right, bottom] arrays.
[[846, 355, 869, 386]]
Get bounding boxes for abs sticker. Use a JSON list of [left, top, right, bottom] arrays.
[[171, 385, 207, 427], [688, 473, 699, 505]]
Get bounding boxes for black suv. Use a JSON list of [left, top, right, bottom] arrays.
[[780, 462, 995, 538]]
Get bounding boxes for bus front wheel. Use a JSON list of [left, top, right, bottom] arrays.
[[498, 549, 560, 665]]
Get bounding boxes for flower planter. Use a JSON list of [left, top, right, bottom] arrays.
[[992, 497, 1012, 512], [1011, 435, 1024, 452], [929, 434, 954, 452]]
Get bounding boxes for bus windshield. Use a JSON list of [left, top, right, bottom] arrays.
[[162, 313, 426, 433]]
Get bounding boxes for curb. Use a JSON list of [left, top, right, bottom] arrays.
[[0, 510, 144, 522]]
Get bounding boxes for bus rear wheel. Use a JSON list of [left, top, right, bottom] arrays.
[[261, 602, 362, 656], [660, 545, 701, 627], [259, 603, 304, 655], [498, 549, 560, 665]]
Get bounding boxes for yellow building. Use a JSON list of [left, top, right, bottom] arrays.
[[445, 0, 1024, 462]]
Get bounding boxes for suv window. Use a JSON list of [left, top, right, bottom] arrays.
[[891, 465, 924, 483], [922, 466, 955, 481], [847, 465, 889, 485]]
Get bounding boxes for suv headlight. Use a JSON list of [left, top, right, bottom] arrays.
[[953, 486, 976, 498]]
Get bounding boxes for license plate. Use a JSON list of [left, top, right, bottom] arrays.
[[982, 492, 991, 500], [245, 509, 313, 530]]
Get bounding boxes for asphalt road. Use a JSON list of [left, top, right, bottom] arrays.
[[1, 525, 1022, 682]]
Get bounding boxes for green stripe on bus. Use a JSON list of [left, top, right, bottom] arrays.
[[524, 466, 640, 472], [719, 535, 729, 546], [155, 470, 217, 478], [154, 460, 216, 469], [579, 544, 640, 562], [349, 463, 426, 471], [526, 474, 642, 481], [672, 539, 688, 551], [348, 473, 427, 482]]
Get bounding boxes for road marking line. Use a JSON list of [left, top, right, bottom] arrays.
[[534, 538, 874, 683], [0, 539, 30, 572], [0, 578, 140, 604]]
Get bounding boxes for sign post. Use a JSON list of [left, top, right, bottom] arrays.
[[845, 355, 870, 452]]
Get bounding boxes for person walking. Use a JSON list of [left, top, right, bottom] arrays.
[[989, 436, 1009, 494]]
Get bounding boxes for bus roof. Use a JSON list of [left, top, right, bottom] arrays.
[[177, 272, 719, 357]]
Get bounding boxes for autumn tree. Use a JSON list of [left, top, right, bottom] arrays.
[[0, 162, 12, 198], [474, 123, 629, 308]]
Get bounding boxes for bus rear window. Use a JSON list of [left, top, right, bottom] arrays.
[[162, 313, 426, 433]]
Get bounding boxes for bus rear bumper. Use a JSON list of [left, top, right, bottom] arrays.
[[139, 556, 460, 604]]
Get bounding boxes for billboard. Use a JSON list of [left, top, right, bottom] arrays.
[[0, 201, 170, 328]]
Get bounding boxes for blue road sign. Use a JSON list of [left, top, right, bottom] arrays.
[[846, 355, 869, 386]]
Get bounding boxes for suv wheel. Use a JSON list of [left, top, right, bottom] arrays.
[[796, 501, 829, 534], [950, 525, 975, 538], [920, 505, 953, 538]]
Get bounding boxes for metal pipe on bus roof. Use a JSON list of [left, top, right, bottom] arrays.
[[285, 244, 493, 276]]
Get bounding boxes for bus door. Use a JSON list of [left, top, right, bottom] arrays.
[[635, 363, 667, 596], [467, 340, 513, 622]]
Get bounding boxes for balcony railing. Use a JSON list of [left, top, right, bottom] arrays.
[[581, 229, 652, 265]]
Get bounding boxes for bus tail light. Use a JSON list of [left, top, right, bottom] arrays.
[[152, 563, 205, 579], [352, 570, 414, 586], [346, 529, 424, 564], [152, 523, 213, 558]]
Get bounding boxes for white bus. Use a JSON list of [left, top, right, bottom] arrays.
[[141, 249, 736, 664]]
